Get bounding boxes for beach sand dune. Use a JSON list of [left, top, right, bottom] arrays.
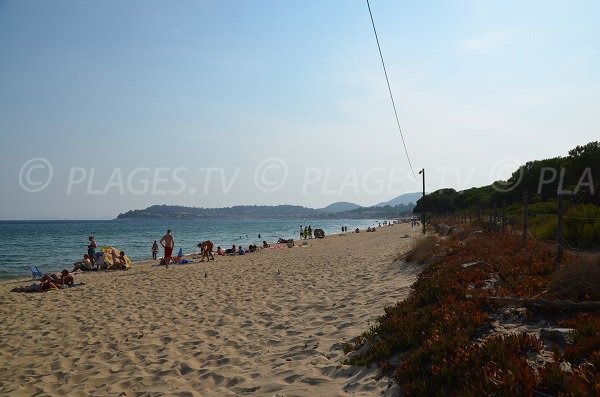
[[0, 223, 421, 396]]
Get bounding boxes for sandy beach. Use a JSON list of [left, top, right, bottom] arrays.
[[0, 223, 421, 397]]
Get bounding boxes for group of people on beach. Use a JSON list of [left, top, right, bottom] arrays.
[[71, 235, 129, 272], [12, 223, 384, 292], [300, 225, 313, 239], [153, 227, 299, 270], [210, 243, 259, 257]]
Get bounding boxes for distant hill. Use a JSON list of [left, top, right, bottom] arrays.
[[373, 192, 424, 207], [319, 202, 362, 213], [117, 204, 323, 220], [116, 202, 414, 220], [340, 203, 415, 219]]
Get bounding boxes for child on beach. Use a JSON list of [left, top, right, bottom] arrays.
[[152, 240, 159, 260]]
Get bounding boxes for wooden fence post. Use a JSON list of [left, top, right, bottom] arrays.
[[502, 201, 506, 235], [557, 193, 564, 266], [522, 191, 528, 247]]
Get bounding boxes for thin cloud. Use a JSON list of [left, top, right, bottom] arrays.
[[457, 31, 513, 51], [463, 38, 487, 50]]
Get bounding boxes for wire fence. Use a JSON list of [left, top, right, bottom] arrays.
[[434, 191, 600, 259]]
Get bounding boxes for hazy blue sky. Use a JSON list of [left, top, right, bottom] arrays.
[[0, 0, 598, 219]]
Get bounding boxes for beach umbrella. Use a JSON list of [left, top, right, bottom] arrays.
[[100, 246, 132, 269]]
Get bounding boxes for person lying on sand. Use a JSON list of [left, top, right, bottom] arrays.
[[11, 274, 60, 293], [45, 269, 74, 286]]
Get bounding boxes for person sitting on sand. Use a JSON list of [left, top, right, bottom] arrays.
[[56, 269, 74, 286], [263, 241, 269, 248], [225, 244, 236, 255], [11, 274, 60, 293], [238, 246, 245, 255], [216, 246, 225, 256], [72, 254, 92, 272], [118, 251, 128, 270]]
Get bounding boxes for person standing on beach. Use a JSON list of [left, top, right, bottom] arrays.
[[300, 226, 303, 240], [152, 240, 159, 260], [87, 236, 97, 265], [308, 225, 312, 239], [160, 230, 175, 269]]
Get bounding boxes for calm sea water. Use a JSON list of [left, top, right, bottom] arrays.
[[0, 218, 382, 280]]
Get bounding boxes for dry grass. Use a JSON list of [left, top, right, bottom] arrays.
[[400, 235, 441, 264], [551, 255, 600, 301]]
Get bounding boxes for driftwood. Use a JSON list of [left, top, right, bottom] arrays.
[[472, 296, 600, 313]]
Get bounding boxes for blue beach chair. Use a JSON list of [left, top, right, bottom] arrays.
[[29, 266, 43, 280]]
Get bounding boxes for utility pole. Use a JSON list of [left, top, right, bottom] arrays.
[[419, 168, 425, 234]]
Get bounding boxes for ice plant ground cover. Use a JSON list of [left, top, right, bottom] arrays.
[[344, 223, 600, 396]]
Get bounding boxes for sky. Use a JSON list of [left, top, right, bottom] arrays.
[[0, 0, 598, 219]]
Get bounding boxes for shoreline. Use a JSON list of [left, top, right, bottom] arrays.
[[0, 219, 390, 282], [0, 223, 421, 396]]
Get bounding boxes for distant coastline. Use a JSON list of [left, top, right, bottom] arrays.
[[116, 203, 416, 220]]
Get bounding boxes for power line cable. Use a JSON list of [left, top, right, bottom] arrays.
[[366, 0, 417, 179]]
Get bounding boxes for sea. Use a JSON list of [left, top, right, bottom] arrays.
[[0, 218, 383, 280]]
